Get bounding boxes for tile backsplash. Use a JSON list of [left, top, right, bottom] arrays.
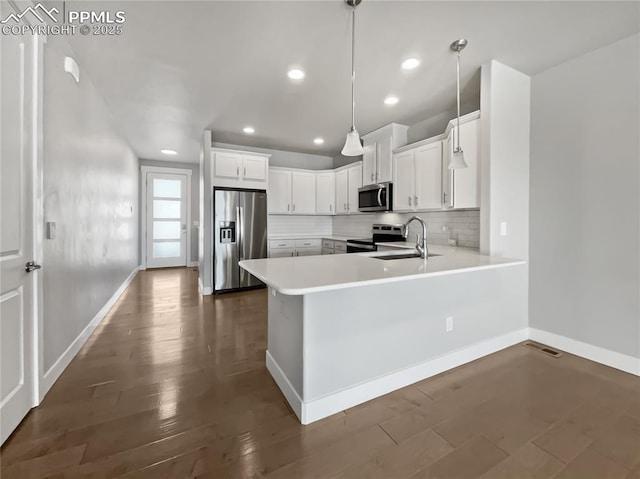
[[268, 215, 333, 237], [332, 210, 480, 248]]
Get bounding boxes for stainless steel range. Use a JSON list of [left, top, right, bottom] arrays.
[[346, 224, 406, 253]]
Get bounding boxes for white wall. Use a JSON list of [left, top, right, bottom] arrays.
[[42, 37, 139, 372], [138, 159, 199, 264], [212, 141, 333, 170], [529, 34, 640, 359], [479, 61, 531, 260]]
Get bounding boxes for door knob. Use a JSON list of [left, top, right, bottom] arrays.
[[25, 261, 42, 273]]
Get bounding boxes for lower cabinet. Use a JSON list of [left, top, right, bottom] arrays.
[[269, 239, 322, 257], [321, 239, 347, 254]]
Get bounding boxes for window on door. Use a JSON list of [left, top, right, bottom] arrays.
[[145, 172, 188, 268]]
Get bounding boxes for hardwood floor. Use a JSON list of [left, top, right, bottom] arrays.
[[2, 267, 639, 478]]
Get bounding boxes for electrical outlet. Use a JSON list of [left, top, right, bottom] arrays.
[[446, 316, 454, 332], [500, 222, 508, 236]]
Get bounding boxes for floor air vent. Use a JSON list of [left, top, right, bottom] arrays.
[[523, 341, 563, 358]]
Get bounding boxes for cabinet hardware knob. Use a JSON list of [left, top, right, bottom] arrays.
[[243, 167, 246, 176], [287, 204, 290, 211], [236, 166, 239, 175], [408, 196, 412, 206], [414, 195, 418, 205]]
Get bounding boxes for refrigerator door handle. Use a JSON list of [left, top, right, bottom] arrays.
[[237, 206, 244, 260]]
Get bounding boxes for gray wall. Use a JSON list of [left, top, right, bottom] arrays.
[[212, 141, 333, 170], [42, 36, 139, 371], [529, 33, 640, 358], [139, 159, 199, 264]]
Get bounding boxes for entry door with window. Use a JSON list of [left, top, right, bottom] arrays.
[[146, 173, 188, 268], [1, 1, 38, 444]]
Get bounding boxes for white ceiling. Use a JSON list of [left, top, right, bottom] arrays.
[[63, 1, 639, 164]]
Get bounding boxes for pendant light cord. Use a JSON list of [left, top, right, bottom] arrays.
[[350, 4, 356, 131], [456, 49, 461, 151]]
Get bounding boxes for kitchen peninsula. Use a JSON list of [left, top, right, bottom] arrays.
[[239, 246, 527, 424]]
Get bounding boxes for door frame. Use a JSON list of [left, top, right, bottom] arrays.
[[140, 166, 192, 270]]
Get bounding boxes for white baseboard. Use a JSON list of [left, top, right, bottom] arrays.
[[40, 266, 140, 398], [198, 277, 212, 295], [266, 351, 303, 419], [269, 328, 528, 425], [529, 328, 640, 376]]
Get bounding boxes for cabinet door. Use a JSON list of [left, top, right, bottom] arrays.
[[376, 136, 393, 183], [347, 164, 362, 214], [362, 143, 377, 185], [442, 131, 454, 208], [335, 170, 349, 214], [242, 155, 267, 181], [214, 152, 241, 179], [291, 172, 316, 214], [453, 119, 480, 208], [315, 172, 335, 215], [268, 170, 291, 214], [295, 246, 322, 257], [393, 151, 415, 211], [269, 248, 295, 258], [414, 142, 443, 210]]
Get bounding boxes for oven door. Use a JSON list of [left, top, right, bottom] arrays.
[[358, 183, 392, 212]]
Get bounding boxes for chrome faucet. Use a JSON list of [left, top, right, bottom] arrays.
[[404, 216, 429, 259]]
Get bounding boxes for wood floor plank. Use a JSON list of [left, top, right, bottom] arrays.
[[2, 267, 639, 479]]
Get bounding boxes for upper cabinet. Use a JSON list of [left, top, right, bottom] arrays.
[[211, 148, 270, 188], [393, 110, 480, 211], [334, 162, 362, 215], [315, 171, 335, 215], [443, 115, 480, 209], [393, 141, 443, 212], [268, 168, 317, 215], [361, 123, 409, 186]]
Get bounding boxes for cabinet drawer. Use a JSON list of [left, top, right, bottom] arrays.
[[322, 239, 334, 249], [295, 239, 321, 248], [333, 241, 347, 252], [269, 239, 295, 249]]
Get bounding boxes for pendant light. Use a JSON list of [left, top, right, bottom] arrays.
[[341, 0, 364, 156], [449, 38, 468, 169]]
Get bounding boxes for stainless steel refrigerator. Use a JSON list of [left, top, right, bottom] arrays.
[[213, 188, 267, 293]]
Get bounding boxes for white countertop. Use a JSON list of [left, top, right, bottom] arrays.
[[240, 245, 525, 295]]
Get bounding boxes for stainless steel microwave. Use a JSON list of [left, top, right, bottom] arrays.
[[358, 182, 393, 212]]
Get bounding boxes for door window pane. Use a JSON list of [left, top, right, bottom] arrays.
[[153, 242, 181, 258], [153, 221, 181, 240], [153, 200, 180, 219], [153, 178, 181, 198]]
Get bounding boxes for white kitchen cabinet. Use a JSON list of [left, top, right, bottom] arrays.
[[268, 169, 292, 214], [212, 149, 270, 188], [393, 151, 414, 211], [443, 117, 480, 209], [335, 162, 362, 215], [315, 172, 335, 215], [362, 123, 409, 186], [269, 238, 322, 257], [335, 169, 349, 214], [242, 155, 267, 181], [393, 141, 443, 212], [414, 142, 443, 210], [291, 172, 316, 215], [269, 248, 295, 258]]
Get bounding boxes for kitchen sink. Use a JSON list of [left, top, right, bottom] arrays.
[[372, 253, 442, 260]]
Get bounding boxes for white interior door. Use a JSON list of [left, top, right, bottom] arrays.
[[1, 1, 38, 444], [146, 173, 188, 268]]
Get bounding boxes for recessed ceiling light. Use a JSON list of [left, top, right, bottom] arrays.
[[401, 58, 421, 70], [287, 68, 305, 80], [161, 149, 177, 155], [243, 126, 255, 134], [313, 137, 324, 145], [384, 96, 399, 106]]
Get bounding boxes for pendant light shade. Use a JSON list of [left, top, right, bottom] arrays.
[[449, 38, 468, 169], [342, 0, 364, 156], [342, 128, 363, 156]]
